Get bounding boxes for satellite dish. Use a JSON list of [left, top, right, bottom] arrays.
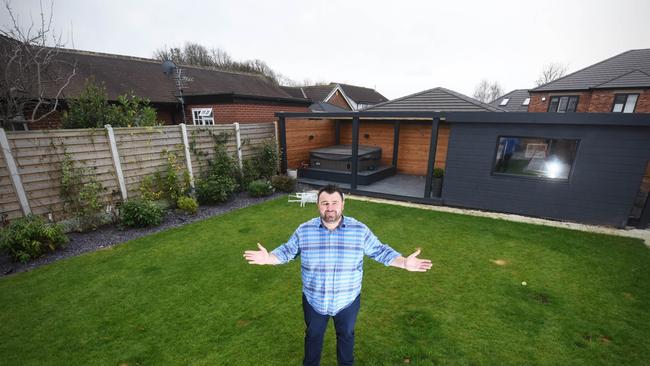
[[161, 60, 177, 76]]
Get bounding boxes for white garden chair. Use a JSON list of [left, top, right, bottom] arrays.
[[288, 190, 318, 207]]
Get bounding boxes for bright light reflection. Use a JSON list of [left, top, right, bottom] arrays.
[[545, 160, 562, 179]]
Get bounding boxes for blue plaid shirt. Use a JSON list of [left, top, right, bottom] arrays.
[[271, 216, 401, 315]]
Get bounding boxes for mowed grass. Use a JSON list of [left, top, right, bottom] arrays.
[[1, 197, 649, 365]]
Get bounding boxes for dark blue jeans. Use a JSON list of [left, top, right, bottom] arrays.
[[302, 294, 361, 366]]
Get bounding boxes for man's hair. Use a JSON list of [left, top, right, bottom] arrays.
[[317, 184, 344, 201]]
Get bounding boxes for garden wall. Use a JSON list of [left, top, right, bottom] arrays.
[[0, 123, 276, 223]]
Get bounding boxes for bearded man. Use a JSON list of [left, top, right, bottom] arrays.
[[243, 184, 432, 366]]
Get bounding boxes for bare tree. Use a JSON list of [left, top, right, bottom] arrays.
[[153, 42, 288, 85], [0, 0, 76, 129], [535, 62, 568, 86], [473, 79, 504, 103]]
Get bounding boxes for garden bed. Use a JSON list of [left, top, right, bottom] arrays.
[[0, 192, 283, 277]]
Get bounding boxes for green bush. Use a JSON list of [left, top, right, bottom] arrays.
[[238, 140, 279, 189], [247, 179, 274, 197], [62, 78, 159, 129], [0, 215, 69, 263], [271, 175, 296, 193], [119, 199, 163, 227], [433, 168, 445, 178], [196, 176, 238, 204], [177, 196, 199, 215]]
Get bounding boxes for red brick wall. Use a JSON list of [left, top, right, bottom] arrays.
[[529, 89, 650, 113], [185, 103, 308, 124], [27, 110, 64, 130], [326, 90, 352, 110]]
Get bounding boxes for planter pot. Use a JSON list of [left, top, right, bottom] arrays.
[[431, 177, 443, 198]]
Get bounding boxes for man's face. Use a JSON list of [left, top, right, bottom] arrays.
[[318, 191, 345, 224]]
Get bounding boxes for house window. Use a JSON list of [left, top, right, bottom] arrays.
[[191, 108, 214, 125], [547, 96, 579, 113], [500, 98, 510, 106], [522, 98, 530, 106], [493, 136, 579, 180], [612, 94, 638, 113]]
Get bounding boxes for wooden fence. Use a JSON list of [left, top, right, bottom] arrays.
[[0, 123, 276, 223]]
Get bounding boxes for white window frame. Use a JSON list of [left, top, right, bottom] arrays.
[[522, 98, 530, 106], [191, 108, 214, 125], [499, 98, 510, 106]]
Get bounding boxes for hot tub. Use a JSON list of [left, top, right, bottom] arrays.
[[309, 144, 382, 171]]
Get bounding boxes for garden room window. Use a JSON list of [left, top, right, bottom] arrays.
[[547, 96, 579, 113], [191, 108, 214, 125], [612, 94, 638, 113], [493, 136, 579, 180]]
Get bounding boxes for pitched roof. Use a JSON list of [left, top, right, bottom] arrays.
[[365, 87, 505, 112], [334, 83, 388, 104], [279, 86, 307, 99], [300, 85, 335, 102], [0, 36, 305, 104], [309, 102, 349, 112], [489, 89, 531, 112], [532, 49, 650, 91], [286, 83, 388, 106]]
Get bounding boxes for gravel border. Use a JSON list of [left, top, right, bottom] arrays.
[[0, 192, 285, 277]]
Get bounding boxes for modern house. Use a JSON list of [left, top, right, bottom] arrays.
[[528, 49, 650, 113], [281, 83, 388, 111], [1, 36, 310, 130], [489, 89, 531, 112]]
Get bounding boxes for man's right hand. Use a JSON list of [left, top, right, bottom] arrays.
[[243, 243, 279, 265]]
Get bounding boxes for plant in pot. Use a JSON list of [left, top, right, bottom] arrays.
[[431, 168, 444, 197]]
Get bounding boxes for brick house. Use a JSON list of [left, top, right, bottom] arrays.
[[2, 37, 310, 130], [528, 49, 650, 113]]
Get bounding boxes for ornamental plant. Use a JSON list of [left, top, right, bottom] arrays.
[[0, 214, 69, 263], [119, 199, 163, 228]]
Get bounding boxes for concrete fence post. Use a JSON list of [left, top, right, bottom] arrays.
[[0, 128, 31, 216], [179, 123, 195, 189], [234, 122, 243, 171], [105, 125, 128, 201]]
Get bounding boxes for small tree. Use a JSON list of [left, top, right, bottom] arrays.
[[61, 78, 112, 129], [473, 79, 504, 103], [535, 63, 568, 87], [0, 0, 76, 129], [62, 78, 159, 128]]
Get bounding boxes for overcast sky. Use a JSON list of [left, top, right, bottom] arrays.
[[2, 0, 650, 100]]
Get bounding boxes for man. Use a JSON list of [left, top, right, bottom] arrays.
[[243, 184, 432, 366]]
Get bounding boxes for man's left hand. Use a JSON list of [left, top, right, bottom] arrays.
[[403, 249, 432, 272]]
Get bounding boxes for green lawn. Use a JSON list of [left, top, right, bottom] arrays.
[[1, 196, 649, 365]]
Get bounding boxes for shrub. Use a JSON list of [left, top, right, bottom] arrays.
[[248, 179, 274, 197], [196, 176, 238, 204], [238, 140, 279, 189], [0, 215, 68, 263], [119, 199, 163, 227], [177, 196, 199, 215], [433, 168, 445, 178], [271, 175, 296, 193], [60, 152, 106, 231]]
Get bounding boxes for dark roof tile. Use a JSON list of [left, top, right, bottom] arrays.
[[533, 49, 650, 91], [366, 87, 505, 112]]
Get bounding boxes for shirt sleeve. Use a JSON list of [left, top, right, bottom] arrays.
[[270, 229, 301, 264], [363, 227, 401, 266]]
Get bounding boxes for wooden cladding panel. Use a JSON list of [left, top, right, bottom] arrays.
[[339, 121, 449, 175], [285, 119, 337, 169]]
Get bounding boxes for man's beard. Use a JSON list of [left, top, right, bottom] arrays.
[[321, 211, 341, 223]]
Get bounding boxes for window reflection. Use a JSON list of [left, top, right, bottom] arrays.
[[494, 137, 579, 180]]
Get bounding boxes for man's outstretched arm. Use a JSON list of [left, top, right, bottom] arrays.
[[390, 248, 432, 272], [243, 243, 281, 265]]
